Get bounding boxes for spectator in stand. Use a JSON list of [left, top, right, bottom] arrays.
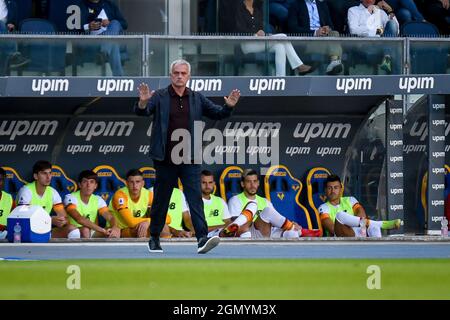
[[419, 0, 450, 35], [235, 0, 314, 76], [348, 0, 400, 74], [287, 0, 344, 75], [79, 0, 128, 76], [376, 0, 425, 26], [269, 0, 295, 32]]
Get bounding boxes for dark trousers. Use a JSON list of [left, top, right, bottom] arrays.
[[150, 160, 208, 241]]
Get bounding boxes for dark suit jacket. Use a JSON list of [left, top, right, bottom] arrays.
[[288, 0, 335, 35], [135, 86, 234, 161], [5, 0, 18, 27]]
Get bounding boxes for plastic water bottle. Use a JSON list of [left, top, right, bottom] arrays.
[[359, 218, 367, 237], [441, 217, 449, 237], [13, 223, 22, 243]]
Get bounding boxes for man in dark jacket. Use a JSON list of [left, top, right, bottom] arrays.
[[136, 59, 241, 254], [80, 0, 127, 76], [288, 0, 344, 75]]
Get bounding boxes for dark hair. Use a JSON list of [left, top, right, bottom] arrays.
[[326, 174, 341, 185], [201, 170, 214, 177], [126, 169, 143, 179], [0, 167, 5, 177], [32, 160, 52, 174], [241, 169, 258, 182], [78, 170, 98, 183]]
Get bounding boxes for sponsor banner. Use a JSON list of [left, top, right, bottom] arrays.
[[0, 115, 363, 184], [3, 75, 450, 97], [427, 95, 445, 232], [0, 77, 6, 97], [0, 117, 68, 176], [386, 99, 404, 232]]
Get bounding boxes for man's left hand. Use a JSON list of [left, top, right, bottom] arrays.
[[224, 89, 241, 108]]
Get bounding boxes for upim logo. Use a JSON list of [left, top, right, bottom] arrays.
[[432, 200, 445, 207], [390, 172, 403, 179], [390, 205, 403, 211], [336, 78, 372, 94], [0, 120, 58, 141], [187, 79, 222, 92], [293, 122, 351, 143], [389, 124, 402, 131], [389, 140, 403, 147], [432, 167, 445, 174], [389, 156, 403, 163], [75, 121, 134, 141], [399, 77, 434, 93], [410, 121, 450, 141], [249, 78, 285, 95], [224, 122, 281, 138], [390, 108, 403, 114], [32, 79, 69, 95], [97, 79, 134, 96]]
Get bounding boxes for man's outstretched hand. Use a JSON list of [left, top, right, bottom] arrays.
[[138, 83, 155, 108], [224, 89, 241, 108]]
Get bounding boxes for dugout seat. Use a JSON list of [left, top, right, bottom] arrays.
[[50, 165, 77, 198], [304, 167, 332, 232], [264, 165, 313, 229], [92, 165, 126, 205], [1, 167, 27, 200], [139, 166, 156, 190], [219, 166, 243, 202]]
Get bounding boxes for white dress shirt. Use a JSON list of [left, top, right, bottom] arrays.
[[347, 3, 399, 37], [0, 0, 8, 24]]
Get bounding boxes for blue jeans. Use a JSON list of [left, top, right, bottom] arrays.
[[386, 0, 424, 24], [101, 20, 124, 76], [150, 161, 208, 241]]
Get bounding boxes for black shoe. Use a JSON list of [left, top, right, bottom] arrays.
[[8, 52, 30, 69], [197, 236, 220, 254], [148, 236, 163, 253]]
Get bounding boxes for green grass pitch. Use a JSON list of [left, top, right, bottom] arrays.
[[1, 259, 450, 299]]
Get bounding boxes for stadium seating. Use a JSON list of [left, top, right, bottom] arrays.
[[50, 165, 77, 198], [1, 167, 27, 200], [15, 0, 33, 26], [18, 18, 66, 75], [219, 166, 243, 202], [264, 165, 313, 229], [139, 166, 156, 189], [304, 167, 332, 231], [92, 165, 126, 205], [401, 21, 447, 74]]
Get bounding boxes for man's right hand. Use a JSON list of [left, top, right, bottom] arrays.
[[138, 83, 155, 109]]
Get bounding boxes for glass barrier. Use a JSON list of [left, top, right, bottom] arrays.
[[147, 36, 404, 76], [0, 35, 144, 77], [342, 104, 387, 221], [408, 39, 450, 74]]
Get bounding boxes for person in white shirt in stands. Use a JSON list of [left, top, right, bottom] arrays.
[[348, 0, 400, 74]]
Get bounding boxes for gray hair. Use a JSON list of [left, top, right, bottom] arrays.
[[170, 59, 191, 75]]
